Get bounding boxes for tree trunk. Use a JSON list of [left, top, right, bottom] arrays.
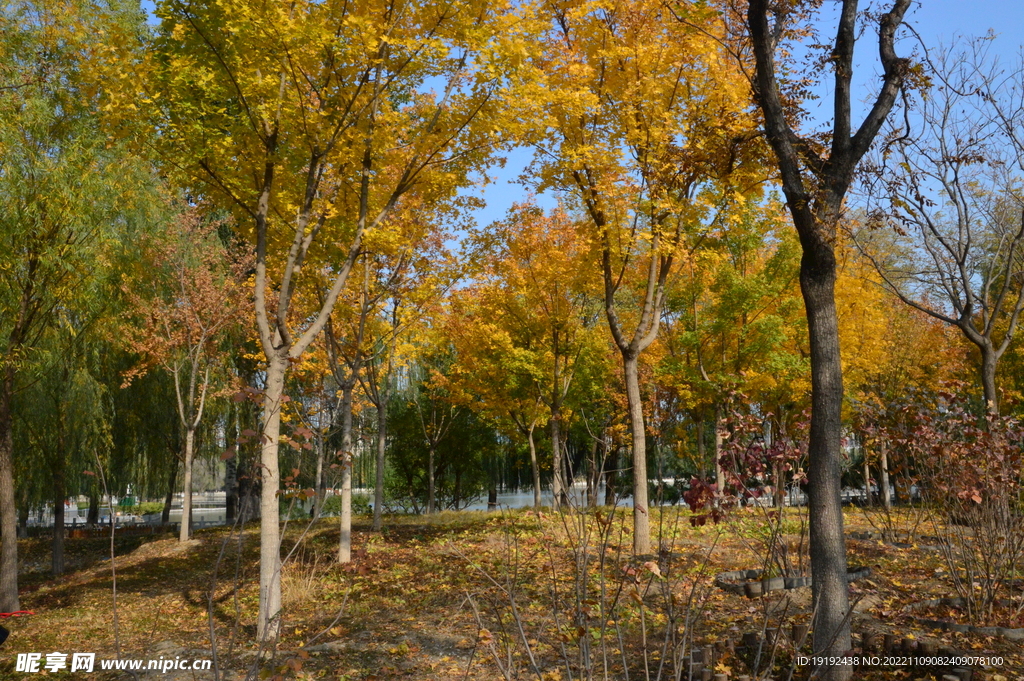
[[487, 484, 497, 510], [862, 447, 872, 508], [0, 367, 20, 612], [714, 407, 725, 501], [226, 401, 238, 523], [180, 427, 195, 542], [604, 446, 617, 507], [550, 411, 563, 510], [745, 0, 913, 669], [373, 399, 387, 532], [313, 430, 325, 520], [527, 423, 541, 510], [88, 487, 99, 526], [51, 458, 65, 577], [696, 418, 707, 479], [980, 344, 999, 416], [257, 354, 287, 641], [880, 442, 891, 510], [586, 436, 600, 508], [162, 463, 177, 525], [801, 251, 852, 671], [17, 505, 28, 539], [225, 455, 237, 524], [338, 381, 355, 563], [622, 354, 650, 555], [427, 444, 436, 514]]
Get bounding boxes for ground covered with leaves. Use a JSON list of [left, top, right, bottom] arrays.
[[1, 507, 1021, 680]]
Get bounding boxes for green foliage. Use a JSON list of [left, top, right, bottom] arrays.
[[320, 493, 371, 518], [138, 502, 165, 515], [386, 400, 498, 513], [1, 0, 165, 521]]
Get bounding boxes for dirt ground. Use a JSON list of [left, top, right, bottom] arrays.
[[1, 506, 1021, 680]]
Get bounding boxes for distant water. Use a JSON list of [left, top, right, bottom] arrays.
[[462, 483, 629, 511]]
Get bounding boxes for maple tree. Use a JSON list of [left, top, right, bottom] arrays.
[[464, 204, 603, 509], [123, 0, 544, 638], [122, 208, 249, 542], [444, 289, 551, 509], [535, 0, 760, 552], [321, 207, 457, 555], [322, 264, 371, 562]]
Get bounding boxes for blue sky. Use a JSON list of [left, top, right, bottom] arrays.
[[467, 0, 1024, 229]]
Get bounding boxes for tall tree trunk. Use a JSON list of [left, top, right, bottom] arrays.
[[226, 401, 238, 524], [427, 444, 436, 515], [527, 423, 541, 510], [225, 455, 237, 524], [880, 442, 891, 510], [768, 422, 784, 509], [372, 399, 387, 531], [980, 344, 999, 416], [257, 354, 287, 641], [180, 428, 195, 542], [863, 447, 872, 508], [586, 436, 599, 508], [51, 455, 65, 577], [696, 418, 707, 479], [550, 411, 563, 510], [162, 463, 177, 525], [0, 367, 20, 611], [604, 445, 617, 507], [622, 354, 650, 554], [313, 431, 325, 520], [746, 0, 912, 673], [338, 381, 355, 563], [88, 487, 99, 525], [802, 252, 852, 668], [713, 408, 725, 501]]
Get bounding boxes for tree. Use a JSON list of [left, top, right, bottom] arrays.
[[135, 0, 543, 638], [321, 259, 373, 562], [444, 290, 550, 509], [837, 242, 964, 511], [16, 290, 113, 576], [0, 0, 153, 611], [537, 0, 759, 552], [659, 197, 805, 494], [466, 204, 602, 509], [122, 208, 248, 542], [409, 337, 459, 515], [745, 0, 913, 675], [857, 42, 1024, 416]]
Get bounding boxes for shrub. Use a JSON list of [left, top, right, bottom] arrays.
[[320, 492, 371, 517]]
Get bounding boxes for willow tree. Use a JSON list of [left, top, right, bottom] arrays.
[[745, 0, 913, 677], [122, 0, 544, 640], [0, 0, 154, 612], [536, 0, 760, 553]]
